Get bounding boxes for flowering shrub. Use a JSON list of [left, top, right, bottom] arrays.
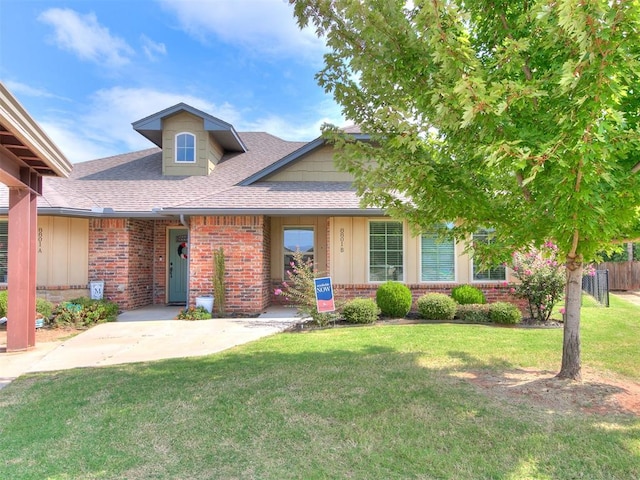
[[275, 250, 339, 326], [510, 242, 565, 322], [176, 306, 212, 320]]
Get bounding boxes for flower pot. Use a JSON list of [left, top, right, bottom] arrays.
[[195, 295, 214, 313]]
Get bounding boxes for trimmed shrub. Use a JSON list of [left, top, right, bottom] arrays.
[[451, 284, 486, 305], [489, 302, 522, 324], [342, 298, 380, 324], [376, 281, 412, 318], [455, 304, 491, 323], [417, 293, 456, 320]]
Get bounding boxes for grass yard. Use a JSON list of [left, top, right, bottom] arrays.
[[1, 295, 639, 479]]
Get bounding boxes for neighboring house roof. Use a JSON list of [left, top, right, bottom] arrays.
[[0, 125, 382, 217]]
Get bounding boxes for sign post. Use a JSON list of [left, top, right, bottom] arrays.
[[314, 277, 335, 313]]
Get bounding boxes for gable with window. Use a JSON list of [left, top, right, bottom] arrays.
[[369, 221, 403, 282], [472, 229, 506, 281]]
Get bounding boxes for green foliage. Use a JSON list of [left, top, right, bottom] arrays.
[[341, 298, 380, 324], [489, 302, 523, 325], [599, 242, 640, 262], [0, 291, 56, 320], [36, 298, 54, 320], [417, 293, 457, 320], [52, 297, 119, 328], [293, 0, 640, 378], [276, 250, 339, 326], [511, 242, 566, 322], [213, 247, 226, 316], [176, 306, 212, 321], [375, 281, 412, 318], [451, 285, 486, 305], [455, 304, 491, 323], [0, 290, 7, 317]]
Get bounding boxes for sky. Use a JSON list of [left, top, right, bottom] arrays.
[[0, 0, 344, 163]]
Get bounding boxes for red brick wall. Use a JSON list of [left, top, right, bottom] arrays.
[[127, 219, 154, 307], [88, 218, 154, 310], [188, 216, 270, 314]]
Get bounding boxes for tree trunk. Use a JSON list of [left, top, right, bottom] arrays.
[[557, 260, 583, 380]]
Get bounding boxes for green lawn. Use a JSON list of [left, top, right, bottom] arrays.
[[1, 295, 639, 479]]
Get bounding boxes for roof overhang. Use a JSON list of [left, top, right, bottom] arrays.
[[0, 82, 72, 192], [0, 206, 387, 218], [132, 102, 247, 153]]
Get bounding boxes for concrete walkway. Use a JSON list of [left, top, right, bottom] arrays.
[[0, 305, 302, 390]]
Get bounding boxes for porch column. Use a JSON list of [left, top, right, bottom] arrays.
[[6, 187, 36, 351]]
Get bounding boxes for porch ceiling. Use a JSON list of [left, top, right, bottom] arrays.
[[0, 82, 72, 191]]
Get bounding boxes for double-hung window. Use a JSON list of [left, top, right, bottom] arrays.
[[472, 229, 506, 281], [175, 132, 195, 163], [283, 227, 314, 278], [369, 221, 403, 282], [421, 226, 455, 282]]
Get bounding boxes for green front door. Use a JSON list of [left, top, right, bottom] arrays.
[[168, 229, 188, 304]]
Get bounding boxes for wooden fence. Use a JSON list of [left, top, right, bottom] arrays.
[[597, 262, 640, 291]]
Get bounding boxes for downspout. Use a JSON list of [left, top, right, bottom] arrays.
[[180, 214, 190, 306]]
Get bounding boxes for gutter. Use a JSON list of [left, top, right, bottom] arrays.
[[0, 207, 387, 218]]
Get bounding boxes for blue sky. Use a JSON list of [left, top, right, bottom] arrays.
[[0, 0, 343, 163]]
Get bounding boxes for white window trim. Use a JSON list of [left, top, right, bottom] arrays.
[[419, 233, 457, 284], [175, 132, 196, 163], [367, 219, 405, 283]]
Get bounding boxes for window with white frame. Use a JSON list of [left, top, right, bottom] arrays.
[[283, 227, 314, 278], [369, 221, 403, 282], [421, 226, 455, 282], [0, 221, 6, 282], [472, 229, 506, 281], [175, 132, 195, 162]]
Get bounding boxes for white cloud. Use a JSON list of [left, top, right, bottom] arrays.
[[141, 35, 167, 61], [38, 8, 134, 67], [157, 0, 325, 60], [1, 80, 68, 100], [9, 80, 342, 162]]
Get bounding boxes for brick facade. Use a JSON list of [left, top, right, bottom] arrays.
[[188, 215, 270, 314], [88, 218, 154, 310]]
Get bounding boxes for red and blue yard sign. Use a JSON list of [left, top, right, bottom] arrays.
[[314, 277, 335, 313]]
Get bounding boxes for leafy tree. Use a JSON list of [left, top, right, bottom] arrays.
[[292, 0, 640, 380]]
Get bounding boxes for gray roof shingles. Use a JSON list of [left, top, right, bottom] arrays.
[[0, 131, 375, 216]]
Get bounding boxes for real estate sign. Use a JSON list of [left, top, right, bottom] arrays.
[[314, 277, 335, 313]]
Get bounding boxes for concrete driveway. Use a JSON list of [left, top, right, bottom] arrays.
[[0, 306, 301, 389]]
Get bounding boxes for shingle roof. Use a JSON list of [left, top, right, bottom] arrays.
[[0, 130, 381, 216]]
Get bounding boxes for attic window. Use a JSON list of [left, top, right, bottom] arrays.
[[175, 132, 195, 162]]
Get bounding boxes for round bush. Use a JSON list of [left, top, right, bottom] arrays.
[[417, 293, 456, 320], [375, 281, 412, 318], [455, 304, 491, 323], [489, 302, 522, 324], [342, 298, 380, 324], [451, 284, 486, 305]]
